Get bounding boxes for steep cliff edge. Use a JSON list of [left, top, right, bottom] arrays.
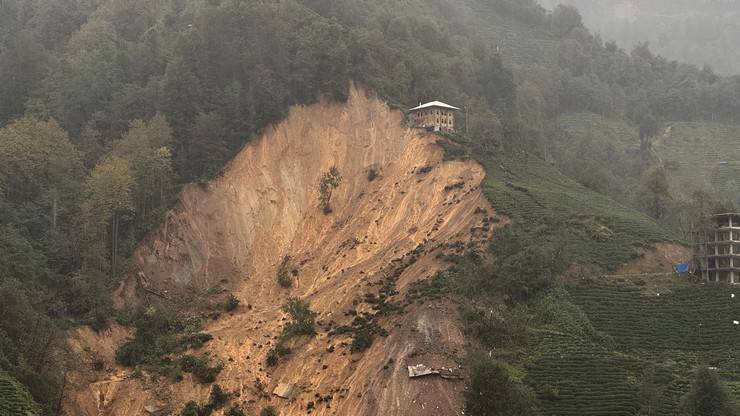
[[64, 86, 501, 416]]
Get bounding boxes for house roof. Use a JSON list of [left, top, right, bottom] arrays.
[[408, 101, 460, 111], [711, 213, 740, 219]]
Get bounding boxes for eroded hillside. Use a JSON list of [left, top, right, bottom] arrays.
[[63, 86, 502, 416]]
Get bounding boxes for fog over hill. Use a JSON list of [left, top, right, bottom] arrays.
[[539, 0, 740, 75]]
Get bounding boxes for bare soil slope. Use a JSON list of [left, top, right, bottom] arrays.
[[64, 86, 500, 416]]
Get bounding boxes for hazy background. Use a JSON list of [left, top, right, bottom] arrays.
[[538, 0, 740, 75]]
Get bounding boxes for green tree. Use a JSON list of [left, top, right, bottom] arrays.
[[466, 355, 539, 416], [111, 114, 174, 231], [550, 5, 583, 37], [0, 279, 63, 412], [638, 166, 672, 219], [79, 156, 134, 274], [318, 166, 342, 214], [0, 116, 83, 240], [282, 297, 317, 337], [680, 367, 738, 416]]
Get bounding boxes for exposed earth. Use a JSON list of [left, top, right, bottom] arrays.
[[63, 86, 503, 416]]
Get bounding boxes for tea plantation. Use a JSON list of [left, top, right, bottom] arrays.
[[479, 150, 678, 270], [655, 122, 740, 206], [521, 280, 740, 415], [0, 372, 41, 416], [546, 112, 740, 207]]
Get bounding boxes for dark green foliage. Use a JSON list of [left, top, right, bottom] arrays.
[[318, 166, 342, 214], [681, 368, 738, 416], [493, 229, 566, 302], [207, 384, 230, 409], [514, 281, 740, 416], [266, 343, 292, 367], [225, 406, 246, 416], [265, 349, 279, 367], [349, 328, 375, 353], [0, 279, 63, 413], [282, 297, 317, 338], [0, 371, 42, 416], [178, 384, 231, 416], [466, 355, 539, 416], [260, 406, 278, 416], [224, 294, 240, 312], [479, 150, 679, 271], [180, 401, 204, 416], [114, 309, 213, 380], [638, 166, 672, 220], [180, 355, 223, 384], [277, 256, 293, 288], [549, 5, 583, 37]]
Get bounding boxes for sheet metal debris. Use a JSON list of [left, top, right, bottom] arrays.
[[273, 383, 296, 399], [408, 364, 463, 380]]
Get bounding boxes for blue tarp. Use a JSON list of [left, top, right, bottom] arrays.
[[676, 263, 690, 274]]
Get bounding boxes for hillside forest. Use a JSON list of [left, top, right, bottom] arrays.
[[1, 0, 740, 414]]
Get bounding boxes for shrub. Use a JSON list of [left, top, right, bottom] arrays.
[[266, 349, 279, 366], [225, 406, 246, 416], [367, 168, 379, 181], [207, 384, 229, 409], [680, 367, 738, 416], [465, 355, 540, 416], [350, 328, 374, 352], [180, 355, 223, 384], [114, 308, 213, 372], [276, 256, 293, 288], [180, 401, 204, 416], [224, 294, 240, 312], [260, 406, 278, 416], [282, 297, 317, 338]]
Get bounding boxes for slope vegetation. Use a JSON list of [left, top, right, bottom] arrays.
[[0, 372, 41, 416], [477, 149, 678, 270], [547, 112, 740, 207], [521, 280, 740, 415], [656, 122, 740, 206], [63, 86, 500, 416]]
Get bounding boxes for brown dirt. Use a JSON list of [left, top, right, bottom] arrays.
[[614, 243, 691, 276], [63, 85, 503, 416]]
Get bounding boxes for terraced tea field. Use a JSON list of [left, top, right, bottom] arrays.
[[523, 280, 740, 415], [0, 372, 40, 415], [480, 150, 678, 270], [656, 122, 740, 206], [547, 112, 740, 207]]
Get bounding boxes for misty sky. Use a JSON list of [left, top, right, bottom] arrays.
[[538, 0, 740, 75]]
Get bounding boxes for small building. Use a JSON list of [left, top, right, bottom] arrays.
[[408, 101, 460, 133], [693, 213, 740, 284]]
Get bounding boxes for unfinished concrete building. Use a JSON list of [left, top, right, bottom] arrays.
[[693, 213, 740, 284]]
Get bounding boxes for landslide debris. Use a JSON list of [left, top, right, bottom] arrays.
[[64, 86, 502, 416]]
